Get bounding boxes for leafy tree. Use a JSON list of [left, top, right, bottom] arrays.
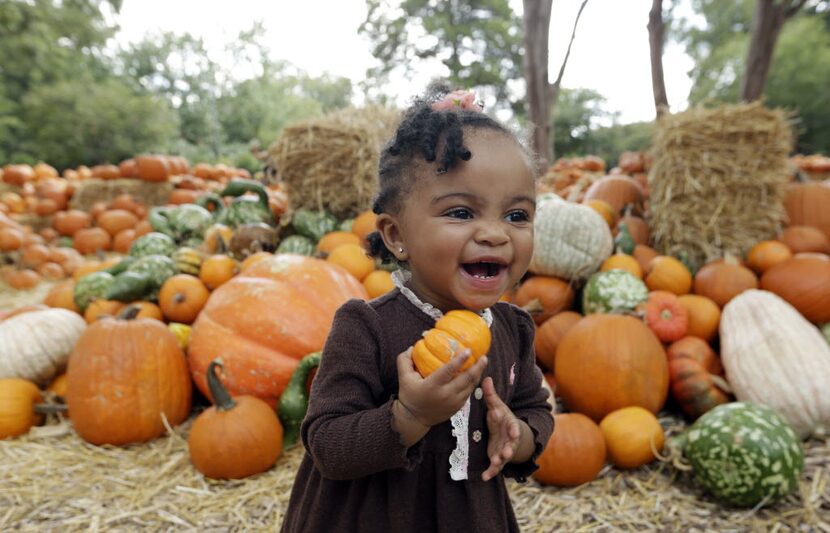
[[674, 0, 830, 152], [0, 0, 121, 161], [20, 78, 178, 169], [359, 0, 523, 112]]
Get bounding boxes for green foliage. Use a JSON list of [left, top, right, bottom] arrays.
[[359, 0, 523, 112], [551, 88, 654, 166], [674, 0, 830, 153], [19, 78, 178, 169]]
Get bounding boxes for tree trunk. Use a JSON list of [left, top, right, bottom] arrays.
[[741, 0, 807, 102], [522, 0, 553, 168], [647, 0, 669, 117]]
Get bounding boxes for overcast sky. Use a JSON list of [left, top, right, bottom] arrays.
[[114, 0, 696, 124]]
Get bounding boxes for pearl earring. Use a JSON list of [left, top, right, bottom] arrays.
[[398, 247, 404, 254]]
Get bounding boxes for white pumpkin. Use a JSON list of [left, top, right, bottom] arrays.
[[720, 289, 830, 439], [529, 193, 613, 280], [0, 308, 86, 386]]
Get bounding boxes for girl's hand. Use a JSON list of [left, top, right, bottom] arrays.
[[396, 347, 488, 427], [481, 376, 523, 482]]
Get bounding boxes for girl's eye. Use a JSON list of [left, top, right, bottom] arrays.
[[444, 208, 473, 220], [506, 210, 531, 223]]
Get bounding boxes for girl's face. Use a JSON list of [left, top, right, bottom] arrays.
[[378, 129, 536, 313]]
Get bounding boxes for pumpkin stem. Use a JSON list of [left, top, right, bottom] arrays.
[[710, 373, 733, 395], [207, 359, 237, 411], [118, 304, 142, 320], [723, 251, 740, 266], [34, 403, 68, 414]]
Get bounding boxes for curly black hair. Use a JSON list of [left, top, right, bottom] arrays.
[[366, 81, 532, 262]]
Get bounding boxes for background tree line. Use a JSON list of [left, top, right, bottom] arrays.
[[0, 0, 828, 172]]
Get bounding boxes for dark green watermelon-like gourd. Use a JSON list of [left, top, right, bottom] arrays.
[[129, 232, 177, 258], [276, 235, 315, 256], [673, 401, 804, 507], [291, 209, 338, 243], [278, 351, 321, 448], [73, 271, 115, 313]]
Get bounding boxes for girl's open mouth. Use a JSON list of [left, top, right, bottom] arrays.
[[461, 261, 506, 280]]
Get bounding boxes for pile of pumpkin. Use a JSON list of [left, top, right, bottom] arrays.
[[1, 151, 829, 509], [512, 163, 829, 508], [0, 192, 406, 480]]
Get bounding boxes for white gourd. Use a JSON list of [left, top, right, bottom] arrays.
[[0, 308, 86, 386], [720, 289, 830, 439], [529, 194, 613, 281]]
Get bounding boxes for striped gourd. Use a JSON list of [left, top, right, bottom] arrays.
[[529, 194, 613, 281], [720, 289, 830, 439], [679, 402, 803, 507], [172, 247, 204, 276], [277, 235, 315, 256]]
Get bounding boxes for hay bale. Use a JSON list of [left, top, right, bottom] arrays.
[[268, 105, 401, 220], [648, 102, 794, 269], [69, 178, 174, 211]]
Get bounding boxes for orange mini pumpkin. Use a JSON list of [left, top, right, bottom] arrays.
[[411, 310, 491, 378]]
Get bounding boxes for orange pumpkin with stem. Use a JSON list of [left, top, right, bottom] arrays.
[[159, 274, 210, 324], [600, 253, 643, 279], [188, 359, 283, 479], [599, 406, 665, 468], [0, 379, 44, 439], [412, 310, 491, 378], [639, 291, 688, 343], [188, 254, 367, 406], [66, 307, 192, 445], [532, 412, 606, 486]]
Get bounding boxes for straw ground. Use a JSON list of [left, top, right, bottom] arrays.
[[1, 411, 827, 532]]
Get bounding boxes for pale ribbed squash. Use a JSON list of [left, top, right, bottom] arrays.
[[0, 309, 86, 386], [720, 289, 830, 439], [529, 194, 613, 281]]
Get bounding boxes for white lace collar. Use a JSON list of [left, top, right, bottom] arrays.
[[391, 269, 494, 327], [392, 268, 491, 481]]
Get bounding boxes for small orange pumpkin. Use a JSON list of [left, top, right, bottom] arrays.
[[159, 274, 210, 324], [362, 269, 394, 299], [745, 240, 792, 275], [600, 253, 643, 279], [599, 406, 665, 469], [645, 255, 692, 295], [512, 275, 574, 325], [676, 295, 720, 342], [639, 290, 688, 343], [0, 379, 44, 439], [316, 231, 361, 255], [351, 210, 378, 243], [199, 255, 239, 290], [326, 243, 376, 282], [532, 412, 606, 486], [693, 255, 758, 308], [188, 359, 283, 479], [411, 310, 491, 378]]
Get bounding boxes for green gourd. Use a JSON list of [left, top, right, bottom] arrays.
[[672, 402, 804, 507], [278, 351, 321, 448], [614, 222, 635, 255]]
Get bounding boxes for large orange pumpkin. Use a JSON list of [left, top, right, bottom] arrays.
[[188, 254, 368, 406], [555, 314, 669, 422], [66, 309, 192, 445], [693, 256, 758, 308]]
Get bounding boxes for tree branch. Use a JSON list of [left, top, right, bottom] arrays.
[[549, 0, 589, 97]]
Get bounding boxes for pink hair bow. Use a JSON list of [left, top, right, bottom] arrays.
[[431, 90, 483, 112]]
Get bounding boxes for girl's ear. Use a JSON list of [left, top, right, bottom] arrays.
[[376, 213, 408, 262]]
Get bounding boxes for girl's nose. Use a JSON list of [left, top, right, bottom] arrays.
[[475, 221, 509, 246]]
